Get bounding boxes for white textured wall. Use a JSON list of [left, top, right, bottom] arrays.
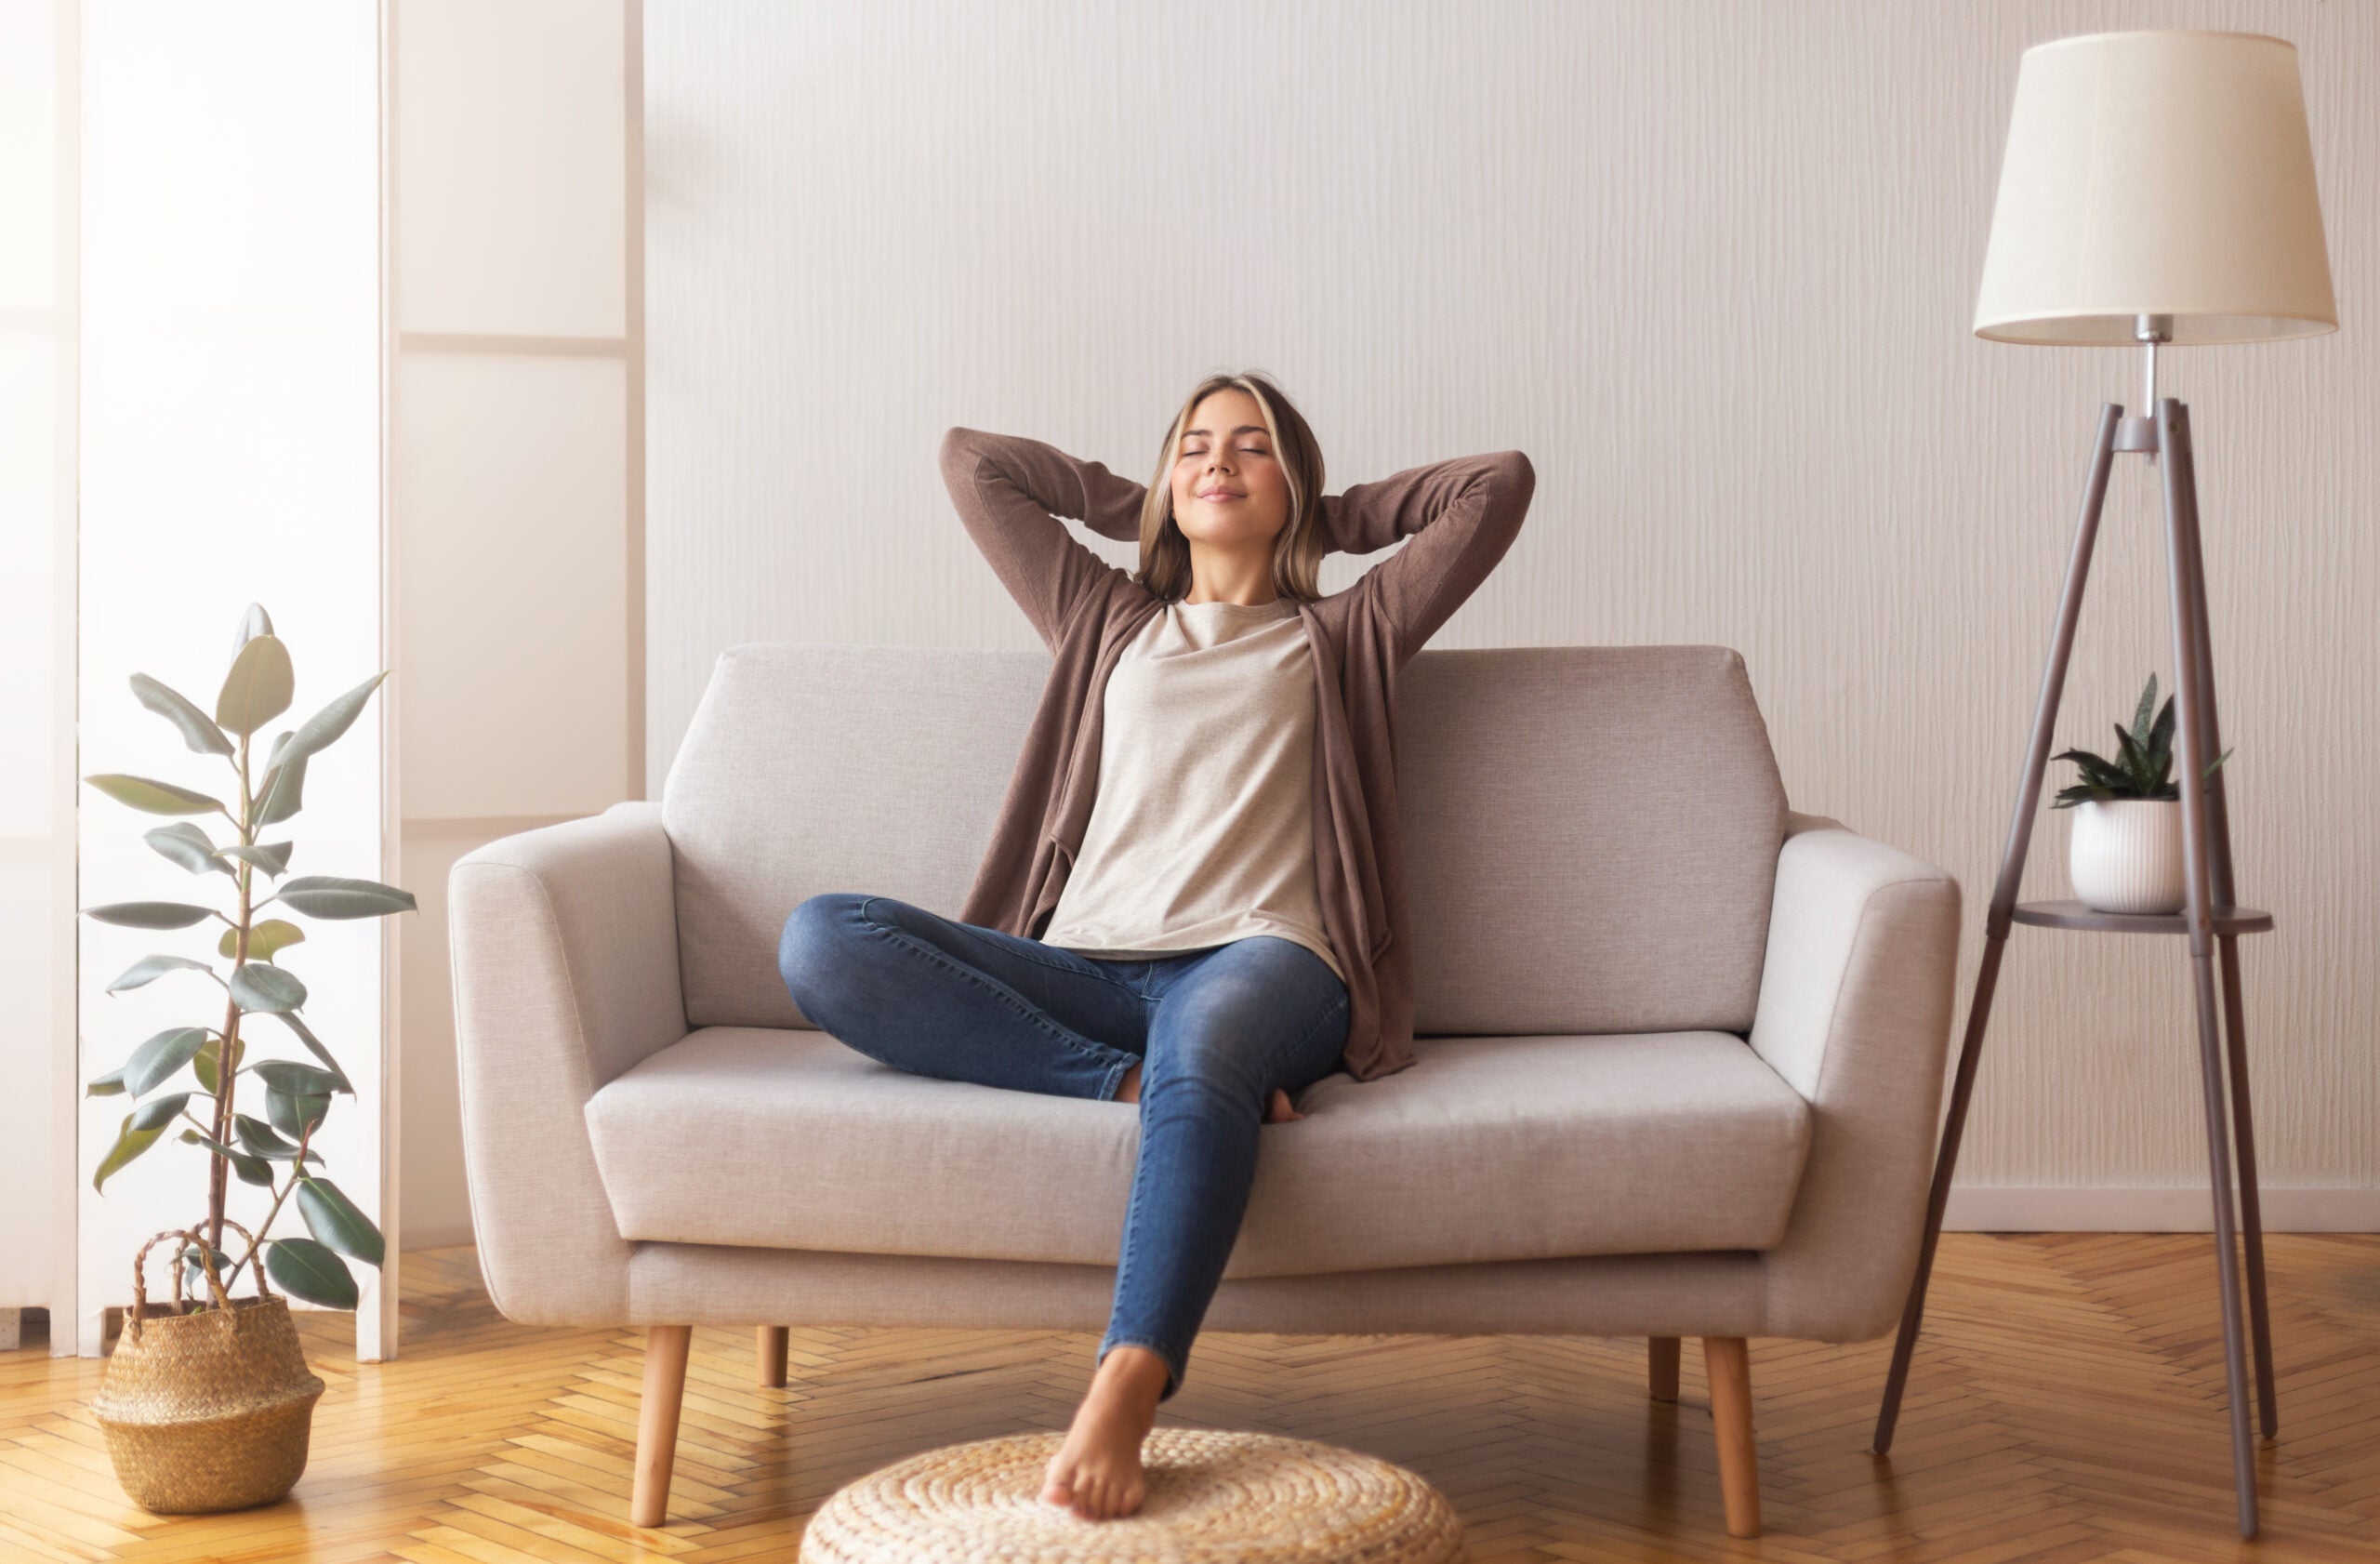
[[645, 2, 2377, 1210]]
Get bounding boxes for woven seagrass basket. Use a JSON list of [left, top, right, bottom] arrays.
[[90, 1222, 328, 1514]]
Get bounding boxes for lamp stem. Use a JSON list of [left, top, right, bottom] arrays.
[[2135, 314, 2172, 463]]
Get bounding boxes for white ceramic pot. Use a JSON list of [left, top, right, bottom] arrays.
[[2068, 797, 2187, 914]]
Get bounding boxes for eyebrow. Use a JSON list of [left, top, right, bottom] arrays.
[[1183, 425, 1269, 438]]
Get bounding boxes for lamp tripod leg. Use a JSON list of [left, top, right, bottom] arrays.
[[2159, 398, 2259, 1539], [1871, 404, 2125, 1456], [2167, 404, 2279, 1440], [1872, 936, 2002, 1456], [2218, 932, 2278, 1440]]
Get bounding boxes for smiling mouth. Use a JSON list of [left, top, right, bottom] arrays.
[[1200, 490, 1242, 501]]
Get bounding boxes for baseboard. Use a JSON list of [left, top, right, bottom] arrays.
[[1944, 1186, 2380, 1233]]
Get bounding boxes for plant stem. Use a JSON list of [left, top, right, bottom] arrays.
[[205, 731, 258, 1280], [221, 1114, 315, 1294]]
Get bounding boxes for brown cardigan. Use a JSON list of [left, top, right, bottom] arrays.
[[938, 425, 1537, 1081]]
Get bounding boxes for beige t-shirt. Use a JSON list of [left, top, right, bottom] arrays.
[[1038, 595, 1346, 986]]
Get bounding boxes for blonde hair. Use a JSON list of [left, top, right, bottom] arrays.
[[1132, 371, 1329, 603]]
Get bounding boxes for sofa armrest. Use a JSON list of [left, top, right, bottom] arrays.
[[449, 801, 688, 1325], [1748, 811, 1962, 1340]]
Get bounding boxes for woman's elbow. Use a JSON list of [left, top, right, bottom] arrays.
[[1487, 449, 1537, 521], [939, 426, 988, 492]]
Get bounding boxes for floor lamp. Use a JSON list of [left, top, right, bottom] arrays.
[[1868, 30, 2337, 1541]]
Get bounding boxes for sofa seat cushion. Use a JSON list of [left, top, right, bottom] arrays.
[[583, 1026, 1813, 1279]]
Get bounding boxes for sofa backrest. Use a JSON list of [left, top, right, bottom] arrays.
[[662, 642, 1787, 1038]]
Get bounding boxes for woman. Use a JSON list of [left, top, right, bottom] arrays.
[[777, 371, 1535, 1520]]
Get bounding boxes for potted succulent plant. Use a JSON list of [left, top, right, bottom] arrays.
[[81, 603, 416, 1513], [2050, 672, 2232, 915]]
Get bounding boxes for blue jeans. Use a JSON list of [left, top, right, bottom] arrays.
[[775, 892, 1351, 1399]]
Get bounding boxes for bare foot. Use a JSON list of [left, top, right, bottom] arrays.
[[1040, 1345, 1168, 1518], [1116, 1065, 1302, 1123]]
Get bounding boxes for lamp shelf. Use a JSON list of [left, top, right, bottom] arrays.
[[2011, 898, 2273, 935]]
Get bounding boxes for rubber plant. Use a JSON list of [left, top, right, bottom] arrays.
[[2049, 671, 2233, 808], [84, 603, 415, 1310]]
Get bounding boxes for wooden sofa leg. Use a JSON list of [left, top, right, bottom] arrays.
[[758, 1325, 789, 1387], [631, 1325, 693, 1528], [1701, 1335, 1762, 1538], [1648, 1336, 1680, 1402]]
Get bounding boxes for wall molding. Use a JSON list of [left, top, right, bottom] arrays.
[[46, 0, 82, 1360], [397, 330, 625, 357], [403, 812, 592, 836], [624, 0, 646, 805], [1945, 1186, 2380, 1233]]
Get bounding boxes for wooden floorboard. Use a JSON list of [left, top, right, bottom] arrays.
[[2, 1234, 2374, 1560]]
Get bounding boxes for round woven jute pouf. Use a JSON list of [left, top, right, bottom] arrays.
[[799, 1427, 1467, 1564], [90, 1225, 328, 1514]]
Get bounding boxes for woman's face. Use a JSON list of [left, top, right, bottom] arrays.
[[1170, 388, 1290, 547]]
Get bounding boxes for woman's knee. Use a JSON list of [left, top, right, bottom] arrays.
[[1144, 1018, 1279, 1110], [1148, 1014, 1345, 1120], [778, 891, 871, 1010]]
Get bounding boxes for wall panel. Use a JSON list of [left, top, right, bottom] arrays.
[[390, 0, 638, 1250]]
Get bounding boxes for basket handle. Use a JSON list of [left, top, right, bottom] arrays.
[[127, 1218, 263, 1344]]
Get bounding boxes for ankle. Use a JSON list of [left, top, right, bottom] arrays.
[[1114, 1063, 1143, 1104], [1091, 1344, 1170, 1405]]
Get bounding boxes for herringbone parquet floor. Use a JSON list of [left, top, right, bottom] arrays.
[[3, 1234, 2375, 1562]]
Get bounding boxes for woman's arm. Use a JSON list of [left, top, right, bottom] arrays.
[[1319, 450, 1537, 664], [938, 426, 1149, 647]]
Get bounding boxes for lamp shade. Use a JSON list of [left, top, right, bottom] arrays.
[[1974, 30, 2337, 345]]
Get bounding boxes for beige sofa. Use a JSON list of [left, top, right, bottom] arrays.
[[448, 641, 1962, 1539]]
